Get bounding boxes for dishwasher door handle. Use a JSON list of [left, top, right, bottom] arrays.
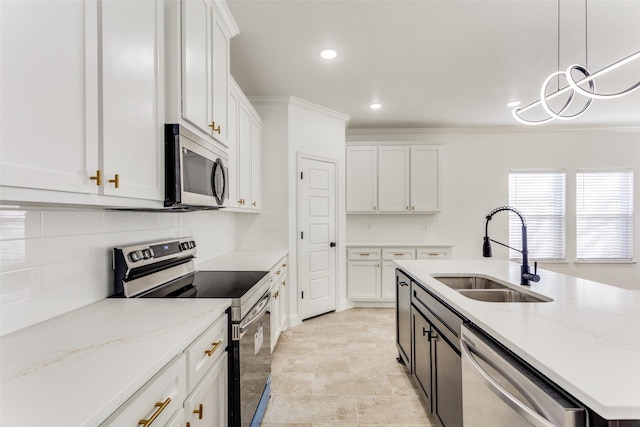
[[461, 338, 555, 427], [237, 292, 270, 340]]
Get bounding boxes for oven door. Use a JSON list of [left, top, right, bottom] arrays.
[[230, 291, 271, 427]]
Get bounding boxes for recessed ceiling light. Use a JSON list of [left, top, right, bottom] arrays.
[[369, 103, 382, 110], [319, 49, 338, 60], [506, 100, 521, 108]]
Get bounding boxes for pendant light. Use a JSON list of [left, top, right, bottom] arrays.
[[512, 0, 640, 125]]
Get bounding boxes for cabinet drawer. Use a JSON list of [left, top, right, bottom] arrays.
[[382, 248, 415, 260], [348, 248, 381, 260], [416, 248, 451, 259], [185, 313, 228, 392], [274, 257, 287, 280], [100, 354, 186, 426], [412, 283, 465, 351]]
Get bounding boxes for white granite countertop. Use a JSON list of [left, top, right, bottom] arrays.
[[0, 298, 230, 427], [395, 259, 640, 420], [196, 249, 288, 271]]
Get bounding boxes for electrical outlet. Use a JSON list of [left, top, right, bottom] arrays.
[[422, 223, 429, 232], [366, 223, 372, 230]]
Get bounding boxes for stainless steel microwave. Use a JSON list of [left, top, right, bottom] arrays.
[[164, 124, 228, 210]]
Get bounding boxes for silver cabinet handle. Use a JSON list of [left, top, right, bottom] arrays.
[[460, 338, 555, 427]]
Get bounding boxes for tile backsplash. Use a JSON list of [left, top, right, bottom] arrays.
[[0, 208, 236, 336]]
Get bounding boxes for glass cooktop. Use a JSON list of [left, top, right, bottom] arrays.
[[192, 270, 270, 299]]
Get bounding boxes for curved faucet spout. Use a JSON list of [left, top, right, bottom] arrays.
[[483, 206, 540, 286]]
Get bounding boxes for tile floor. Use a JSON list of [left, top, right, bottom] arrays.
[[262, 307, 436, 427]]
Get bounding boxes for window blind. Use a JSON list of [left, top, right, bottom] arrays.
[[509, 172, 566, 261], [576, 171, 633, 261]]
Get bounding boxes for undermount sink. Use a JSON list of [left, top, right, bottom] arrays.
[[458, 289, 551, 303], [433, 275, 552, 303], [433, 276, 508, 290]]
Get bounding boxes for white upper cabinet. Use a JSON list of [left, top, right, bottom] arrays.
[[378, 146, 410, 212], [0, 0, 164, 204], [346, 147, 378, 212], [228, 77, 261, 212], [169, 0, 238, 151], [101, 0, 164, 200], [410, 147, 440, 212], [346, 144, 442, 214], [0, 0, 99, 195]]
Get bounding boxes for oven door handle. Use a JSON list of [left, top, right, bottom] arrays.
[[237, 292, 270, 340], [461, 337, 555, 427]]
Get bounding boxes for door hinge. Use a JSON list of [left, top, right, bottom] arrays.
[[300, 171, 303, 180], [301, 231, 304, 239], [301, 291, 304, 299]]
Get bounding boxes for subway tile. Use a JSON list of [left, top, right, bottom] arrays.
[[0, 236, 77, 273], [0, 267, 42, 304], [1, 285, 78, 336], [42, 258, 101, 293], [0, 210, 42, 240], [42, 210, 103, 237]]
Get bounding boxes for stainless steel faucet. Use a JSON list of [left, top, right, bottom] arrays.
[[483, 206, 541, 286]]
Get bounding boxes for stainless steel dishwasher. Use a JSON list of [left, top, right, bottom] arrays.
[[461, 324, 586, 426]]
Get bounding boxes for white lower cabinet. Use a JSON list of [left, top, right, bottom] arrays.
[[347, 246, 451, 302], [100, 354, 187, 426], [100, 312, 228, 427], [184, 353, 228, 427], [270, 256, 288, 350]]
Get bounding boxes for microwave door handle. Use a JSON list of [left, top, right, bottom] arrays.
[[461, 338, 555, 427]]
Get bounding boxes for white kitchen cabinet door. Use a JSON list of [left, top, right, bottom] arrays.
[[0, 0, 99, 195], [410, 147, 440, 212], [237, 102, 253, 209], [180, 0, 232, 149], [226, 82, 240, 208], [101, 0, 163, 200], [378, 146, 410, 212], [347, 260, 381, 300], [184, 353, 228, 427], [346, 147, 378, 212], [381, 261, 398, 301], [250, 117, 262, 210], [181, 0, 212, 137], [270, 273, 280, 351], [210, 6, 230, 148]]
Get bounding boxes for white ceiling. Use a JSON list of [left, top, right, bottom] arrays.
[[227, 0, 640, 129]]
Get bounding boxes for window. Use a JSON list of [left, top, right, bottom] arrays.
[[509, 172, 566, 261], [576, 170, 633, 261]]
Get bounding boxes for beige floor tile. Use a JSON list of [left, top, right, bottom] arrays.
[[313, 372, 393, 395], [265, 308, 436, 427], [355, 395, 431, 424], [263, 395, 357, 424]]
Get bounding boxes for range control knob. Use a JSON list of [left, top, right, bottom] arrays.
[[142, 249, 153, 259], [129, 250, 143, 262], [180, 242, 190, 251], [189, 241, 196, 249]]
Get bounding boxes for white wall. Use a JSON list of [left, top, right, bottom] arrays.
[[0, 208, 236, 335], [238, 96, 349, 325], [347, 127, 640, 290]]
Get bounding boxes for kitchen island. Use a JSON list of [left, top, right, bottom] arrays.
[[395, 259, 640, 422]]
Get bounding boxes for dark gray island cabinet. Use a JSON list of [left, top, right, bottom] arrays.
[[396, 268, 465, 427], [395, 262, 640, 427]]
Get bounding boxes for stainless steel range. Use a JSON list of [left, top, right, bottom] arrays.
[[113, 237, 272, 427]]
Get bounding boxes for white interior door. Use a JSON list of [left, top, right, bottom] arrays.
[[298, 156, 337, 320]]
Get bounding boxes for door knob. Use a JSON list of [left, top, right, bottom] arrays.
[[330, 242, 336, 247]]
